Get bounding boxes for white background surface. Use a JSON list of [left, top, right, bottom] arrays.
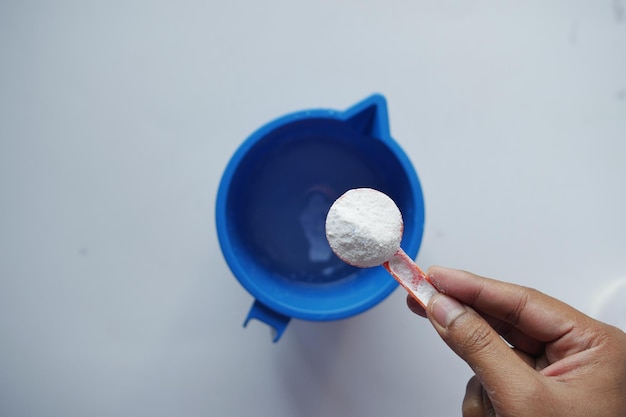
[[1, 1, 625, 416]]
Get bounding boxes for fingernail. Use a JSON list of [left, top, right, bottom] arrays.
[[431, 294, 465, 328]]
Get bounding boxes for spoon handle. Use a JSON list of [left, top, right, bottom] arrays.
[[383, 248, 439, 309]]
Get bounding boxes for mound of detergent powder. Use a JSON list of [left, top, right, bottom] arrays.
[[325, 188, 403, 268]]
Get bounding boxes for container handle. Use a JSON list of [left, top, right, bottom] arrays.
[[244, 300, 291, 342]]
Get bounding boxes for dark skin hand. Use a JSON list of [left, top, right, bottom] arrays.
[[407, 266, 626, 417]]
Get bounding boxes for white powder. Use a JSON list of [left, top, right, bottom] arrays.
[[325, 188, 403, 268], [388, 253, 438, 306]]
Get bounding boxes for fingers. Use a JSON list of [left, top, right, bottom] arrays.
[[414, 266, 626, 417], [462, 376, 487, 417], [427, 292, 540, 398], [427, 266, 592, 342], [409, 292, 546, 355], [462, 350, 538, 417], [479, 311, 546, 356], [406, 294, 427, 317]]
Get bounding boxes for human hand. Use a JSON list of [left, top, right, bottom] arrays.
[[407, 266, 626, 417]]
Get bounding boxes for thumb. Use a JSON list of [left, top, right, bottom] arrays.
[[427, 293, 538, 395]]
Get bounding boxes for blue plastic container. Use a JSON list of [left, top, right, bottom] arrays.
[[216, 94, 425, 341]]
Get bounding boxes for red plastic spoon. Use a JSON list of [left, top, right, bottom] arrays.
[[325, 188, 439, 308]]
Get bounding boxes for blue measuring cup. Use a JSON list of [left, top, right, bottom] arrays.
[[215, 94, 425, 341]]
